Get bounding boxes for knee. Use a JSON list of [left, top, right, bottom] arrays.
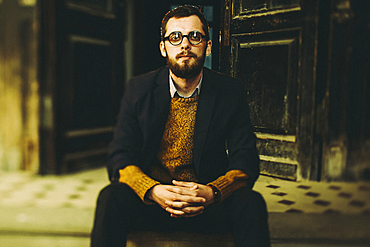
[[249, 191, 268, 214], [230, 188, 268, 218], [96, 183, 136, 206]]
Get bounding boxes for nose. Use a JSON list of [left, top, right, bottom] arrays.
[[181, 36, 191, 50]]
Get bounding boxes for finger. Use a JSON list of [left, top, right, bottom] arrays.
[[183, 210, 204, 218], [163, 188, 205, 203], [170, 209, 204, 218], [165, 200, 190, 209], [166, 206, 204, 217], [166, 186, 186, 195], [166, 186, 198, 197], [172, 180, 197, 188], [181, 205, 204, 214], [177, 194, 206, 204], [165, 207, 185, 216]]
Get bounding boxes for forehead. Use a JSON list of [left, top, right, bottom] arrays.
[[165, 15, 203, 36]]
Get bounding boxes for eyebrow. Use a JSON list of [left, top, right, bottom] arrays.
[[166, 30, 205, 35]]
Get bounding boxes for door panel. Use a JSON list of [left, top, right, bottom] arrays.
[[58, 1, 124, 173], [60, 35, 116, 172], [66, 0, 114, 15], [232, 30, 300, 180], [232, 30, 299, 134], [220, 0, 319, 180], [234, 0, 300, 14], [64, 36, 114, 130], [39, 0, 124, 174]]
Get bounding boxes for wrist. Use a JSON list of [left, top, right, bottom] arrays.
[[207, 184, 221, 205], [146, 185, 158, 201]]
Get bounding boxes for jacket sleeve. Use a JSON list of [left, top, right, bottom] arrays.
[[207, 78, 259, 201], [107, 79, 144, 182], [207, 169, 248, 203], [226, 79, 260, 189], [119, 165, 160, 204]]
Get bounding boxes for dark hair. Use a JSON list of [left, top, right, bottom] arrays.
[[160, 5, 210, 41]]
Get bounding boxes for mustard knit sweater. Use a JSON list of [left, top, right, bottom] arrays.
[[119, 96, 248, 204]]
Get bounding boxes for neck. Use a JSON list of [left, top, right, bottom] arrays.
[[170, 69, 203, 97]]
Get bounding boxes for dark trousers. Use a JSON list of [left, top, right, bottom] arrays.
[[91, 183, 270, 247]]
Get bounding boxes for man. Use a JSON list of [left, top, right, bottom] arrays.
[[91, 5, 270, 247]]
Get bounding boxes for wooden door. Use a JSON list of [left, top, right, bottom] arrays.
[[220, 0, 320, 180], [39, 0, 125, 174], [322, 0, 370, 181]]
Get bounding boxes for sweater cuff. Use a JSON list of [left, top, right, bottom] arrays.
[[207, 170, 248, 203], [119, 165, 160, 204]]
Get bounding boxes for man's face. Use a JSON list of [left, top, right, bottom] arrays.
[[160, 15, 212, 79]]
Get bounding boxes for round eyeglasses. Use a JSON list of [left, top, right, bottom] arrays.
[[163, 31, 206, 46]]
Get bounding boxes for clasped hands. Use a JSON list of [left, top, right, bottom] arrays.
[[147, 180, 214, 218]]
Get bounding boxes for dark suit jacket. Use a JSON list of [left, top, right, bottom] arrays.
[[108, 67, 260, 188]]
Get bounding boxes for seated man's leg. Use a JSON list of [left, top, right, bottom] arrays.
[[226, 187, 271, 247], [90, 183, 174, 247], [91, 183, 270, 247], [163, 187, 270, 247]]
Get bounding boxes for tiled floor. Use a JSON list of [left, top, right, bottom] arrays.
[[0, 168, 370, 246], [0, 234, 368, 247], [1, 167, 370, 215], [254, 176, 370, 214], [0, 234, 90, 247], [0, 168, 109, 209]]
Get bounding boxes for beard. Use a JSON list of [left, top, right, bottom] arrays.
[[166, 49, 206, 79]]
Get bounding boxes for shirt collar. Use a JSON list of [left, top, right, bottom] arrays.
[[169, 73, 203, 98]]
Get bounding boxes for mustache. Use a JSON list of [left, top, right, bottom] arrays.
[[175, 51, 197, 59]]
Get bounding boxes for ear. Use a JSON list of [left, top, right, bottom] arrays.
[[159, 41, 167, 57], [206, 39, 212, 56]]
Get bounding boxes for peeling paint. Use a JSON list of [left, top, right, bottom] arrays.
[[0, 2, 39, 173], [325, 144, 347, 180]]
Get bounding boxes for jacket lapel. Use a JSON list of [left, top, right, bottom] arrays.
[[193, 69, 217, 174], [151, 68, 171, 149]]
